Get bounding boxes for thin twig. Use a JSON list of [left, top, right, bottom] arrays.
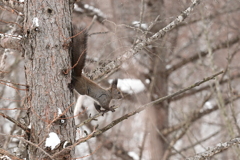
[[0, 79, 27, 86], [172, 72, 240, 101], [0, 0, 24, 13], [161, 94, 240, 136], [77, 71, 223, 140], [172, 130, 220, 156], [0, 133, 53, 160], [186, 137, 240, 160], [139, 0, 145, 30], [89, 0, 202, 80], [76, 105, 119, 128], [167, 36, 240, 75], [0, 148, 22, 160], [0, 112, 30, 132]]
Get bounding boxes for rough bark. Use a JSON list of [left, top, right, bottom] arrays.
[[23, 0, 75, 159]]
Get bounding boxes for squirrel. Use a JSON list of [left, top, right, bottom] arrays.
[[71, 25, 123, 113]]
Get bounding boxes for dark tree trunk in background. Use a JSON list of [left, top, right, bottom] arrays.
[[146, 0, 169, 159], [23, 0, 75, 159]]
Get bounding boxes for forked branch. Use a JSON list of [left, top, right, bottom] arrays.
[[88, 0, 202, 80]]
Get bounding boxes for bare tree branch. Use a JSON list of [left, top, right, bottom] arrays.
[[139, 124, 148, 160], [186, 137, 240, 160], [161, 94, 240, 136], [163, 125, 189, 160], [171, 131, 220, 156], [77, 71, 223, 139], [0, 148, 22, 160], [87, 0, 202, 80], [74, 2, 106, 24], [0, 112, 30, 132], [0, 33, 22, 51], [103, 141, 134, 160], [178, 6, 240, 28], [56, 71, 223, 158], [171, 72, 240, 101], [0, 0, 24, 13], [0, 133, 54, 160], [167, 36, 240, 75]]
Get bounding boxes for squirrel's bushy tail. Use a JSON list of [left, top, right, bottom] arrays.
[[72, 25, 87, 77]]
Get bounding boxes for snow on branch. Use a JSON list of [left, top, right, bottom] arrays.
[[88, 0, 201, 80], [74, 2, 106, 23], [186, 137, 240, 160], [178, 6, 240, 28]]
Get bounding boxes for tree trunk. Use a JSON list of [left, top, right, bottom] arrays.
[[146, 0, 169, 159], [23, 0, 75, 159]]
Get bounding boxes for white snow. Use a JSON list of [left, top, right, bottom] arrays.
[[204, 101, 213, 109], [128, 151, 139, 160], [0, 156, 11, 160], [166, 64, 172, 69], [115, 79, 145, 94], [145, 79, 150, 84], [45, 132, 60, 150], [84, 4, 89, 9], [74, 4, 84, 12], [33, 17, 39, 27], [58, 108, 62, 115], [132, 21, 148, 30], [177, 15, 184, 21]]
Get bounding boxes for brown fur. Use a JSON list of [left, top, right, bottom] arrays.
[[72, 26, 123, 112]]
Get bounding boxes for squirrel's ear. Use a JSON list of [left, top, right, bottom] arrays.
[[111, 79, 118, 88]]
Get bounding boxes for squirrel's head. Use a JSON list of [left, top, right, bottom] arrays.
[[110, 79, 123, 99]]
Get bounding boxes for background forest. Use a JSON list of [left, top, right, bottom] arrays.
[[0, 0, 240, 160]]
